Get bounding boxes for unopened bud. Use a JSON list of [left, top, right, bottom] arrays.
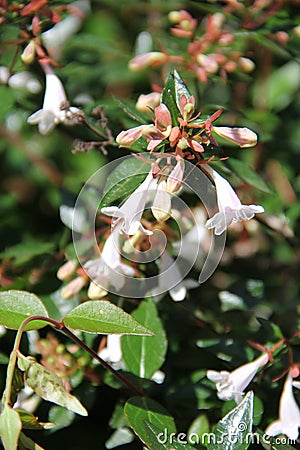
[[116, 125, 144, 146], [61, 276, 87, 299], [57, 260, 78, 281], [0, 66, 10, 84], [238, 57, 255, 73], [136, 92, 161, 112], [151, 181, 172, 222], [212, 126, 258, 148], [129, 52, 168, 71], [197, 54, 219, 74], [293, 25, 300, 38], [166, 159, 184, 194], [21, 41, 36, 64], [168, 11, 181, 23], [87, 281, 107, 299]]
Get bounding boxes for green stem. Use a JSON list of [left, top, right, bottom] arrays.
[[2, 315, 143, 408]]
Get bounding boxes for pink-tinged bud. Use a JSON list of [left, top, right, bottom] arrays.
[[152, 181, 172, 222], [223, 60, 237, 73], [211, 12, 225, 29], [57, 260, 78, 281], [128, 52, 168, 71], [87, 281, 107, 299], [170, 28, 193, 39], [219, 33, 234, 45], [135, 92, 161, 112], [166, 159, 184, 193], [276, 31, 289, 45], [21, 41, 36, 65], [212, 126, 258, 148], [197, 54, 219, 74], [116, 125, 144, 146], [61, 276, 87, 299], [238, 57, 255, 73]]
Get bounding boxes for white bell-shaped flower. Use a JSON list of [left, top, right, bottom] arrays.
[[28, 63, 79, 135], [207, 353, 268, 404], [204, 165, 264, 235], [265, 369, 300, 441]]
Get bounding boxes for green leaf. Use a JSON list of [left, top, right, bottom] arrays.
[[62, 300, 153, 335], [48, 406, 75, 432], [124, 396, 176, 447], [162, 70, 191, 126], [17, 410, 55, 430], [0, 405, 22, 450], [113, 95, 150, 124], [144, 421, 196, 449], [255, 428, 297, 450], [0, 240, 55, 267], [17, 354, 88, 416], [100, 156, 150, 208], [187, 414, 210, 439], [0, 290, 49, 330], [0, 353, 9, 364], [253, 396, 264, 426], [207, 391, 254, 450], [0, 86, 15, 119], [18, 432, 45, 450], [121, 299, 167, 379], [226, 158, 271, 193]]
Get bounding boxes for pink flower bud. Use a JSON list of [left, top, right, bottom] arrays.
[[87, 281, 107, 299], [197, 54, 219, 74], [166, 159, 184, 194], [135, 92, 161, 112], [212, 126, 258, 148], [128, 52, 168, 71], [61, 276, 87, 299], [57, 260, 78, 281], [116, 125, 144, 146]]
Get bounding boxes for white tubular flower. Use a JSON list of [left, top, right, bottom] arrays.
[[98, 335, 123, 365], [207, 353, 268, 404], [265, 370, 300, 441], [28, 63, 80, 135], [42, 0, 91, 59], [172, 207, 208, 271], [204, 165, 264, 235], [166, 158, 184, 194], [152, 251, 198, 302], [151, 180, 172, 222], [101, 169, 154, 235], [84, 223, 135, 291]]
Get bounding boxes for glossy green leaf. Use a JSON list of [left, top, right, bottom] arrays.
[[17, 410, 55, 430], [62, 300, 153, 335], [121, 299, 167, 378], [105, 427, 134, 449], [0, 290, 49, 331], [253, 396, 264, 426], [100, 156, 150, 208], [0, 405, 22, 450], [18, 432, 45, 450], [207, 391, 254, 450], [187, 414, 210, 439], [161, 70, 191, 126], [17, 354, 88, 416], [144, 421, 196, 449], [124, 396, 176, 447], [226, 158, 271, 193], [0, 86, 15, 119]]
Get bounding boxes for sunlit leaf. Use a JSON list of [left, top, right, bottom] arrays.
[[0, 290, 49, 330], [17, 354, 88, 416], [17, 410, 55, 430], [207, 391, 254, 450], [161, 70, 191, 126], [100, 156, 150, 208], [0, 405, 22, 450], [121, 299, 167, 378], [62, 300, 153, 335]]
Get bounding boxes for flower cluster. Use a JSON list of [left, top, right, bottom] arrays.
[[128, 10, 256, 83]]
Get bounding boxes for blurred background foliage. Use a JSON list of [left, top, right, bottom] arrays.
[[0, 0, 300, 449]]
